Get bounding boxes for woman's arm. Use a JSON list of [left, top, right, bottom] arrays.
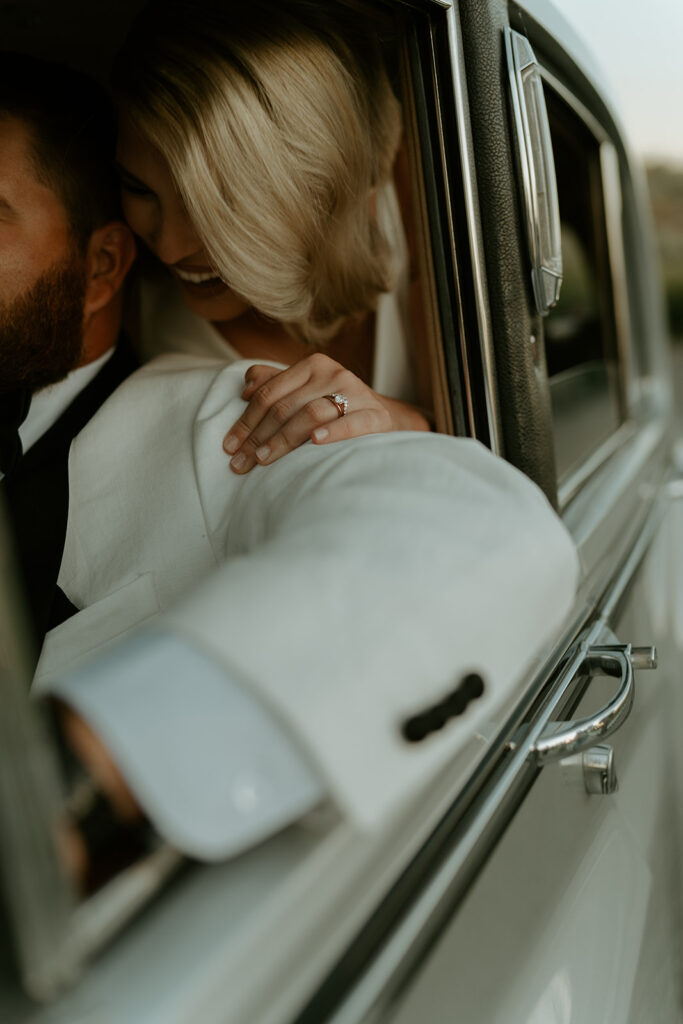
[[223, 353, 431, 475]]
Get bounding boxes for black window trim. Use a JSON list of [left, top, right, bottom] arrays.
[[398, 0, 503, 451]]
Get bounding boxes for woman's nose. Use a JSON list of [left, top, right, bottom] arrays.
[[149, 205, 204, 266]]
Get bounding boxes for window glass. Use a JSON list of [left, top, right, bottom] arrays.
[[544, 87, 625, 484]]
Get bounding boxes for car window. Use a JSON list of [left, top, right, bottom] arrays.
[[543, 82, 628, 491], [388, 2, 477, 440]]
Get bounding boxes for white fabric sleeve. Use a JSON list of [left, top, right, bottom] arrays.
[[49, 630, 324, 860], [46, 430, 579, 858]]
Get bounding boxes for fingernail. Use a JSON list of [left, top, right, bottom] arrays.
[[224, 434, 240, 454], [312, 427, 329, 443], [255, 445, 271, 463], [230, 452, 247, 471]]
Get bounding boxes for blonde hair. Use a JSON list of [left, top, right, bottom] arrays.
[[114, 0, 402, 343]]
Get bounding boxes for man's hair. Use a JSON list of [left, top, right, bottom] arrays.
[[114, 0, 402, 344], [0, 52, 120, 251]]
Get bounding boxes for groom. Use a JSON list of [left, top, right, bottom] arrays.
[[0, 52, 136, 644]]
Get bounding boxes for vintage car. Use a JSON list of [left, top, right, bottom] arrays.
[[0, 0, 678, 1021]]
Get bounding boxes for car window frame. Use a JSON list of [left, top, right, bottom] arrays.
[[539, 64, 637, 509]]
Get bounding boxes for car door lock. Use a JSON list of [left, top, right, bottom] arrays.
[[581, 743, 619, 795]]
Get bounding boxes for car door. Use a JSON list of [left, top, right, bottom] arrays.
[[0, 1, 678, 1022], [289, 1, 679, 1022]]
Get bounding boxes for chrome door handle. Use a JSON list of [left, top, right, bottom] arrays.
[[529, 644, 656, 766]]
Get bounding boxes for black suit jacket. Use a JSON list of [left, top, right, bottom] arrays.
[[2, 338, 137, 646]]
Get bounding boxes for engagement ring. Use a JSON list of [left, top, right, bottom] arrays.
[[324, 392, 349, 417]]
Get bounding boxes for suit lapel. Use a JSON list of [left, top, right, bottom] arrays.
[[2, 337, 138, 646]]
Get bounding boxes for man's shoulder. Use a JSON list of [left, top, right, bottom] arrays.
[[80, 354, 256, 438], [131, 352, 248, 388], [58, 355, 263, 619]]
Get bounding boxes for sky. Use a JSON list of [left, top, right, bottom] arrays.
[[559, 0, 683, 166]]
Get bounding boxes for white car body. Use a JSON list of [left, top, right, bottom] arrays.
[[0, 1, 679, 1022]]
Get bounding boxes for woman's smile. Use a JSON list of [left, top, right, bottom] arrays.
[[116, 113, 251, 323], [170, 263, 229, 298], [173, 266, 217, 284]]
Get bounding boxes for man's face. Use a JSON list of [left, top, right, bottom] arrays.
[[0, 116, 87, 394]]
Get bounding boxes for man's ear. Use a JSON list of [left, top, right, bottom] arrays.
[[83, 221, 137, 318]]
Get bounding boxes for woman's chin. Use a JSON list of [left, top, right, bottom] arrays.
[[175, 278, 250, 324]]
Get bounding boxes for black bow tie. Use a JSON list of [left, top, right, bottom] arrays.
[[0, 390, 31, 476]]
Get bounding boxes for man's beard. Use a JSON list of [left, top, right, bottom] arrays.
[[0, 254, 87, 395]]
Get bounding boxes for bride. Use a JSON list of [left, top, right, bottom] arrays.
[[113, 0, 432, 474]]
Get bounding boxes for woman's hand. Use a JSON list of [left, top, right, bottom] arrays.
[[223, 353, 430, 474]]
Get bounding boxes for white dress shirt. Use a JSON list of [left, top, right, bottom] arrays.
[[0, 350, 114, 484], [19, 348, 114, 456]]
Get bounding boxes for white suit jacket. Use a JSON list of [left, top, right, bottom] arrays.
[[36, 354, 579, 859]]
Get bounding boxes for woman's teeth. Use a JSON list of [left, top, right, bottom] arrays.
[[175, 268, 221, 284]]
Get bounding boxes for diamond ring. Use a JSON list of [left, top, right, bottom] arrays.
[[323, 392, 349, 417]]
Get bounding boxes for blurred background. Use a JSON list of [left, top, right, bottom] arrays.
[[562, 0, 683, 391]]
